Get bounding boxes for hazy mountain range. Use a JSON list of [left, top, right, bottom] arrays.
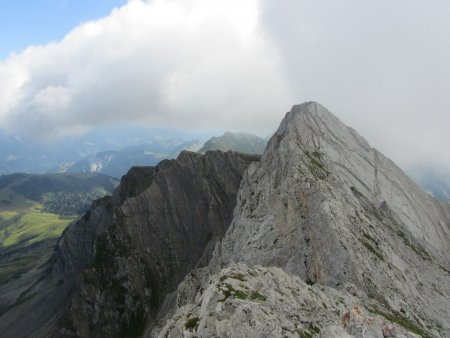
[[1, 127, 448, 201], [198, 131, 267, 154], [0, 126, 211, 176]]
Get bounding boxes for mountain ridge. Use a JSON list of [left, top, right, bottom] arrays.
[[199, 131, 266, 155], [158, 102, 450, 337], [0, 102, 448, 337], [0, 150, 260, 337]]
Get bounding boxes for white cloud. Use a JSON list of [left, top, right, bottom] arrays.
[[259, 0, 450, 170], [0, 0, 293, 138], [1, 0, 450, 171]]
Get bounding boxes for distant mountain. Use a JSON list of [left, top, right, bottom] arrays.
[[167, 139, 204, 159], [0, 172, 118, 284], [66, 145, 168, 178], [0, 172, 118, 203], [0, 130, 78, 175], [199, 131, 266, 154], [0, 126, 208, 175], [65, 133, 264, 178], [65, 139, 208, 178]]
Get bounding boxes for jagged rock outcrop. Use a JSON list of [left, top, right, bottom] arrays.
[[0, 151, 259, 338], [159, 264, 428, 338], [157, 102, 450, 338]]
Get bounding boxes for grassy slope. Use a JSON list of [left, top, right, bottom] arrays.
[[0, 204, 75, 247], [0, 173, 118, 285], [0, 202, 76, 283]]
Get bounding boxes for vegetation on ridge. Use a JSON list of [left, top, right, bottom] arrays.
[[0, 172, 117, 284]]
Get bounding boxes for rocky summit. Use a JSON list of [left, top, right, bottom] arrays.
[[154, 102, 450, 338], [0, 102, 449, 338]]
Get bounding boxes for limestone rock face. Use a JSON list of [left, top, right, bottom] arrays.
[[162, 103, 450, 338], [158, 264, 428, 338], [60, 151, 259, 337]]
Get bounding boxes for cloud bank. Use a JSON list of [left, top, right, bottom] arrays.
[[0, 0, 293, 138], [1, 0, 450, 170]]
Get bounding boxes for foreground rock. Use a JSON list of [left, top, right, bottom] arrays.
[[158, 264, 426, 338]]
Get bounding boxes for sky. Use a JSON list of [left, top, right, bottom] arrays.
[[0, 0, 127, 59], [0, 0, 450, 171]]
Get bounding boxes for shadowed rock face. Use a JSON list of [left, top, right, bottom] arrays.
[[163, 103, 450, 338], [60, 151, 259, 337], [0, 150, 259, 338]]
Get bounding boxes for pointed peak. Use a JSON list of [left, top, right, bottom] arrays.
[[274, 101, 338, 138], [291, 101, 324, 114], [289, 101, 336, 121], [265, 102, 372, 159]]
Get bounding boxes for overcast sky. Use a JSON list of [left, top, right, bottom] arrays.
[[0, 0, 449, 171]]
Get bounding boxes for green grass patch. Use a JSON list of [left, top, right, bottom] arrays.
[[311, 151, 323, 159], [249, 291, 266, 301], [185, 317, 200, 332], [0, 210, 20, 221], [368, 307, 434, 338], [218, 283, 237, 302], [359, 231, 384, 261], [0, 203, 75, 284], [234, 289, 248, 300], [0, 205, 75, 248], [218, 283, 266, 302], [361, 239, 385, 261], [220, 273, 247, 282], [397, 231, 431, 261], [303, 150, 329, 179], [309, 157, 326, 171], [438, 264, 450, 275], [297, 331, 312, 338], [363, 232, 379, 245], [0, 238, 56, 284], [297, 324, 320, 338], [350, 186, 364, 198]]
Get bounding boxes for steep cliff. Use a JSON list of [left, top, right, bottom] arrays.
[[158, 103, 450, 338], [0, 151, 259, 337]]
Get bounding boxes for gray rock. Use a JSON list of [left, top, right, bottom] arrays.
[[163, 102, 449, 338], [158, 264, 430, 338], [320, 325, 353, 338]]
